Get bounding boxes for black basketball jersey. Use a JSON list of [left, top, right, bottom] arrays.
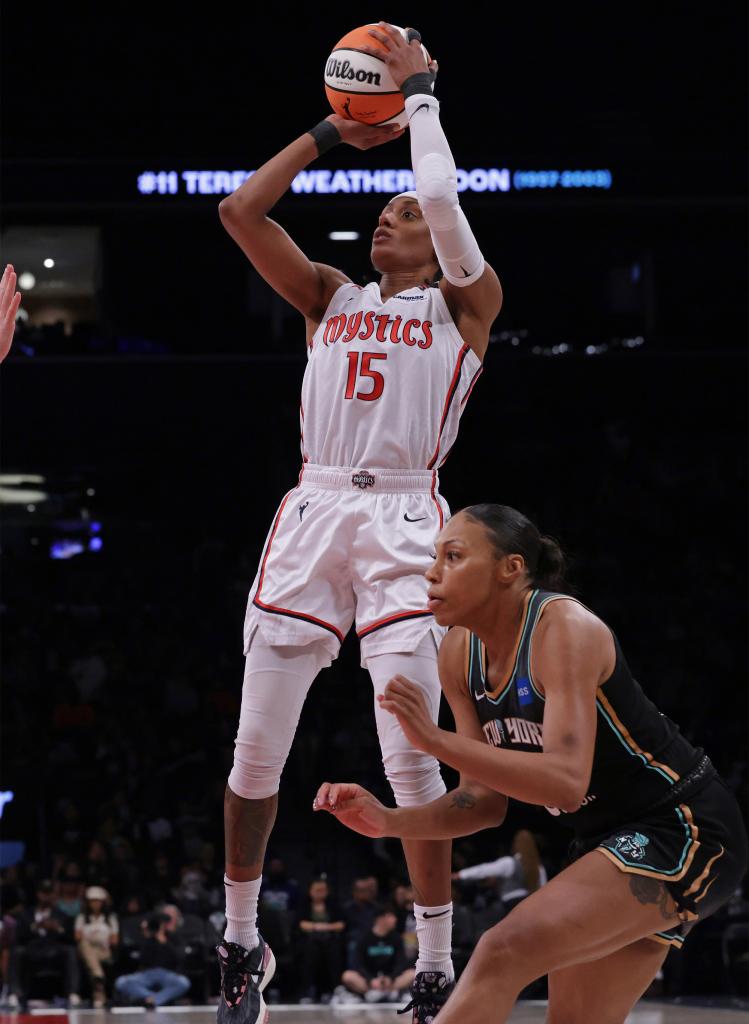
[[466, 589, 703, 836]]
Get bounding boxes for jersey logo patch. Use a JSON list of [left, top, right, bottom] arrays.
[[614, 832, 650, 860], [352, 471, 375, 489], [516, 676, 533, 707]]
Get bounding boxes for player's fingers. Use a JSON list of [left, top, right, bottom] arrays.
[[377, 22, 402, 43], [387, 671, 415, 696], [3, 274, 18, 309], [367, 29, 391, 48], [313, 782, 333, 809], [370, 123, 400, 136], [357, 43, 390, 60], [405, 28, 422, 45], [378, 698, 403, 717], [329, 782, 362, 808]]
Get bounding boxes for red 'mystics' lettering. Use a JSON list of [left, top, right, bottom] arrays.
[[342, 311, 362, 343], [323, 314, 347, 345], [322, 312, 433, 350]]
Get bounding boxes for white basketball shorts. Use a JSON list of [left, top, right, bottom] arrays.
[[243, 464, 449, 664]]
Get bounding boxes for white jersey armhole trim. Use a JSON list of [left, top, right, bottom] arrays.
[[313, 282, 358, 333], [432, 286, 483, 372]]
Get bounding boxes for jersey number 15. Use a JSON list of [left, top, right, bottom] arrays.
[[344, 351, 387, 402]]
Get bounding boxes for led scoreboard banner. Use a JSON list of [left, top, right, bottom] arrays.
[[4, 157, 740, 207], [136, 166, 613, 197]]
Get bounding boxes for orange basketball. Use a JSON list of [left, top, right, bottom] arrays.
[[324, 24, 431, 128]]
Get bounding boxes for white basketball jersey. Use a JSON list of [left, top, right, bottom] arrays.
[[300, 282, 483, 470]]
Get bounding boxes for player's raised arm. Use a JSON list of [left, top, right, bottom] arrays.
[[361, 24, 503, 359], [218, 117, 404, 325]]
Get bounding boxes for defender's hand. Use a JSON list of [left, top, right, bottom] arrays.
[[378, 675, 442, 753], [313, 781, 394, 838]]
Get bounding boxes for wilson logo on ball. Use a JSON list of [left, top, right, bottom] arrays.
[[325, 57, 382, 87], [323, 24, 431, 128]]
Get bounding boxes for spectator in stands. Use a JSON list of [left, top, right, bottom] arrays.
[[143, 850, 176, 909], [55, 863, 84, 920], [83, 840, 112, 892], [114, 912, 190, 1008], [343, 877, 381, 942], [297, 877, 345, 1003], [342, 876, 383, 970], [260, 857, 300, 914], [0, 912, 18, 1007], [452, 829, 547, 915], [9, 880, 81, 1008], [172, 867, 213, 918], [340, 906, 414, 1004], [392, 884, 418, 965], [74, 886, 118, 1008], [155, 903, 184, 947]]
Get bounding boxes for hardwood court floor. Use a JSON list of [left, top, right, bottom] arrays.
[[55, 1001, 748, 1022]]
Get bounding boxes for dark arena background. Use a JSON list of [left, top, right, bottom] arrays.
[[1, 4, 747, 1022]]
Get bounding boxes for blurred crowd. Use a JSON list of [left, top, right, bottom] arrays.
[[2, 351, 746, 1006], [0, 839, 556, 1008]]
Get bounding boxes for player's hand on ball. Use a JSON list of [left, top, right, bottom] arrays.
[[378, 675, 441, 753], [362, 22, 430, 89], [325, 114, 404, 150], [313, 781, 392, 838]]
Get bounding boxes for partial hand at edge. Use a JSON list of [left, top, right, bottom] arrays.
[[313, 781, 396, 838]]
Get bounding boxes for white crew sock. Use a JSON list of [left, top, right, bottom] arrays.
[[414, 902, 454, 981], [223, 874, 261, 951]]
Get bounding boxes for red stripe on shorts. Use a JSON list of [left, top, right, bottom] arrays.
[[252, 596, 344, 643], [357, 609, 432, 640], [430, 471, 443, 529]]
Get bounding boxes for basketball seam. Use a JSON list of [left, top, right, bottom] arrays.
[[324, 83, 403, 97], [329, 47, 387, 64]]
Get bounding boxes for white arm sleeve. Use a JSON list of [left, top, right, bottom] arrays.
[[405, 92, 485, 287], [457, 855, 517, 881]]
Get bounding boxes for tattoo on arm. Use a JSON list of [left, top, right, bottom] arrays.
[[450, 789, 477, 810], [628, 874, 677, 921]]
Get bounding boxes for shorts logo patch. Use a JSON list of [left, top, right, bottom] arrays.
[[352, 471, 375, 489], [614, 832, 650, 860], [299, 501, 310, 522]]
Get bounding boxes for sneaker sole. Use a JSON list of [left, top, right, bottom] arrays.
[[259, 947, 276, 993]]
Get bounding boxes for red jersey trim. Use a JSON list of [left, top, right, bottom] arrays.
[[427, 344, 470, 470]]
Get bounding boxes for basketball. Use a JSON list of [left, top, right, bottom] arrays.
[[324, 24, 432, 128]]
